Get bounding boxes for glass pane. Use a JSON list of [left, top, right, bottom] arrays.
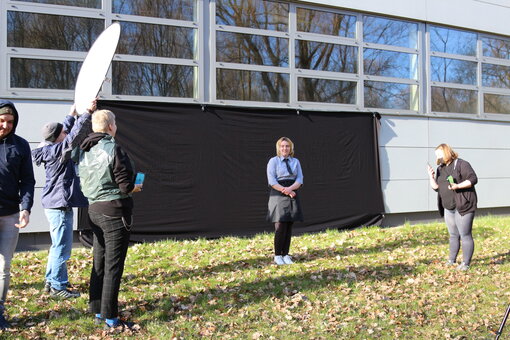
[[217, 32, 288, 66], [117, 22, 195, 59], [431, 57, 477, 85], [484, 93, 510, 114], [12, 0, 100, 8], [113, 0, 195, 21], [483, 37, 510, 59], [8, 12, 103, 51], [216, 0, 288, 31], [364, 81, 418, 110], [363, 16, 418, 48], [217, 69, 288, 102], [298, 78, 356, 104], [296, 7, 355, 38], [431, 87, 477, 114], [296, 41, 357, 73], [10, 58, 80, 89], [364, 48, 418, 79], [430, 26, 476, 56], [113, 62, 195, 97], [482, 64, 510, 89]]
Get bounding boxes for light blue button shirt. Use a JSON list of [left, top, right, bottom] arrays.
[[266, 156, 304, 186]]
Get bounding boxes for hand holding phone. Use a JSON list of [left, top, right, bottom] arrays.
[[135, 172, 145, 185]]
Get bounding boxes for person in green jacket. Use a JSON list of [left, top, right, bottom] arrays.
[[77, 109, 142, 330]]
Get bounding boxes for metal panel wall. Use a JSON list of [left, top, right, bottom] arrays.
[[379, 115, 510, 213]]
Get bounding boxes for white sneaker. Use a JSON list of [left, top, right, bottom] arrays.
[[274, 255, 285, 265], [282, 255, 293, 264]]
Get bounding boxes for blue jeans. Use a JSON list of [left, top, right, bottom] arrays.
[[0, 213, 19, 314], [44, 208, 74, 290]]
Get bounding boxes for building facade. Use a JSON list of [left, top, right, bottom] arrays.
[[2, 0, 510, 239]]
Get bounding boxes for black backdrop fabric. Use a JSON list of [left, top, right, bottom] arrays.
[[78, 101, 384, 244]]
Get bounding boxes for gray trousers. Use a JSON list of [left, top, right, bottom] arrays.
[[444, 209, 475, 265], [0, 213, 20, 314]]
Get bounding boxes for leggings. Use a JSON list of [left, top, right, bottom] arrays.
[[274, 222, 293, 256], [444, 209, 475, 265]]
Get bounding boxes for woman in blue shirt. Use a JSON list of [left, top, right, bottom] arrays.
[[266, 137, 304, 265]]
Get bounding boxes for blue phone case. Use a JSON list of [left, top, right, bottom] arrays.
[[135, 172, 145, 185]]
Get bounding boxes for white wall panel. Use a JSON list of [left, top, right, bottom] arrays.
[[477, 178, 510, 208], [428, 119, 510, 149], [380, 115, 510, 214], [379, 116, 429, 147], [300, 0, 510, 37], [382, 179, 430, 213], [379, 146, 429, 181], [10, 100, 73, 143]]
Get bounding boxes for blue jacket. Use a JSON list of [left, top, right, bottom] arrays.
[[32, 113, 91, 209], [0, 100, 35, 216]]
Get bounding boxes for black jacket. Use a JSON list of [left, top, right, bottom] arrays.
[[0, 100, 35, 215], [435, 158, 478, 216]]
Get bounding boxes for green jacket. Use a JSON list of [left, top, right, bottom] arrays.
[[78, 134, 131, 204]]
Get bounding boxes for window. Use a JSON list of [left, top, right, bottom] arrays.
[[5, 0, 200, 100]]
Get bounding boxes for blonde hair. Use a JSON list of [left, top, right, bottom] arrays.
[[276, 137, 295, 157], [435, 143, 458, 165], [92, 110, 116, 133]]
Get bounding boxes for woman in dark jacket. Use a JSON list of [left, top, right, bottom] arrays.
[[77, 109, 142, 329], [427, 143, 477, 271]]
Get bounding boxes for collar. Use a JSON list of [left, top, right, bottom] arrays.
[[278, 156, 292, 161]]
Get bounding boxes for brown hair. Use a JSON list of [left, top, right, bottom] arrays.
[[435, 143, 458, 165], [276, 137, 295, 157]]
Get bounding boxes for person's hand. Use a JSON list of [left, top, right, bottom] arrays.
[[289, 191, 296, 198], [16, 210, 30, 229], [448, 183, 459, 191], [281, 187, 292, 195], [131, 184, 143, 193], [86, 99, 97, 114], [68, 104, 77, 117], [427, 164, 435, 179]]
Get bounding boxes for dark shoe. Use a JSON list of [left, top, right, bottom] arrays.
[[0, 314, 11, 330], [43, 282, 50, 293], [104, 320, 136, 332], [50, 287, 80, 299]]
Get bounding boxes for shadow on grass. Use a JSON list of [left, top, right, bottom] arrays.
[[132, 259, 435, 325]]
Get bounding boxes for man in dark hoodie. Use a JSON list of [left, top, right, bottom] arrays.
[[76, 109, 142, 330], [32, 100, 96, 300], [0, 100, 35, 329]]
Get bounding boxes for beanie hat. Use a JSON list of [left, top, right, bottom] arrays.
[[42, 122, 63, 142]]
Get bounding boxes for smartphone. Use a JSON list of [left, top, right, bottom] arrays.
[[135, 172, 145, 185], [447, 175, 454, 184]]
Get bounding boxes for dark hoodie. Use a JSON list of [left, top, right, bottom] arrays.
[[0, 100, 35, 216]]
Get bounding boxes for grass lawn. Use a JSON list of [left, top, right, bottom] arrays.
[[3, 214, 510, 339]]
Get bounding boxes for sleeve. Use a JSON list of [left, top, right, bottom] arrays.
[[112, 144, 136, 195], [266, 157, 278, 186], [460, 160, 478, 186], [295, 159, 304, 185], [62, 115, 75, 134], [61, 113, 92, 162], [19, 141, 36, 212]]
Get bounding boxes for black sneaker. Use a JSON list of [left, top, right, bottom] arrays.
[[0, 314, 10, 330], [104, 320, 136, 332], [50, 287, 80, 299]]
